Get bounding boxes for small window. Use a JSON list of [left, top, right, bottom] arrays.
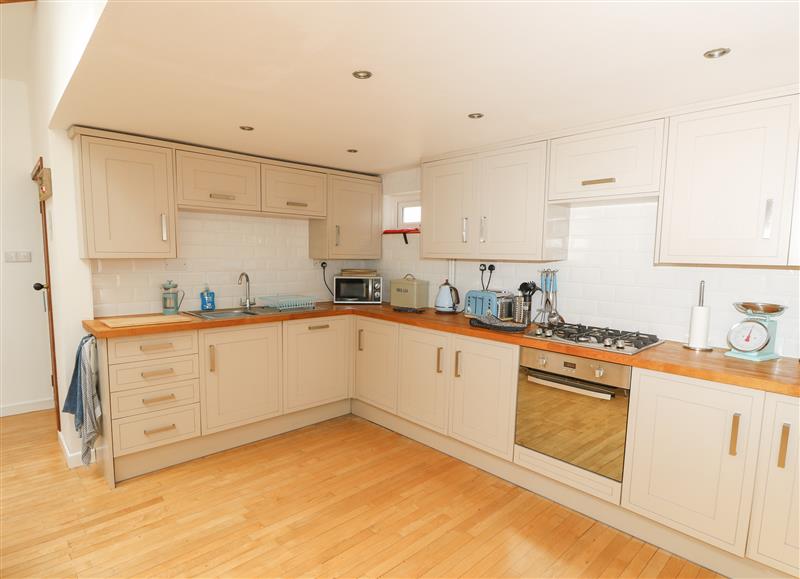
[[397, 200, 421, 227]]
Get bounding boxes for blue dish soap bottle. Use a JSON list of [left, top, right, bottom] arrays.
[[200, 285, 216, 311]]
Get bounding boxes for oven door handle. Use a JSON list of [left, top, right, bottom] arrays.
[[527, 375, 613, 400]]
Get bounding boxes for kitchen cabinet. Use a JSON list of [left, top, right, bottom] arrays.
[[176, 150, 261, 212], [746, 393, 799, 576], [421, 144, 568, 260], [354, 318, 398, 413], [789, 148, 800, 267], [283, 316, 352, 412], [448, 335, 518, 460], [79, 136, 176, 258], [548, 119, 665, 201], [309, 176, 382, 259], [200, 325, 282, 434], [658, 96, 799, 265], [622, 369, 764, 555], [421, 158, 477, 257], [397, 326, 450, 434], [262, 164, 326, 218]]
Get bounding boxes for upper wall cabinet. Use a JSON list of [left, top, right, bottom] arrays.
[[176, 150, 261, 212], [548, 119, 665, 202], [422, 143, 569, 261], [309, 175, 382, 259], [658, 96, 799, 266], [79, 136, 176, 259], [262, 164, 326, 218]]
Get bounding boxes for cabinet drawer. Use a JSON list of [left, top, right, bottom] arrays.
[[110, 380, 200, 419], [108, 332, 198, 364], [548, 119, 664, 201], [109, 354, 199, 392], [262, 164, 326, 217], [112, 404, 201, 457], [176, 150, 261, 211]]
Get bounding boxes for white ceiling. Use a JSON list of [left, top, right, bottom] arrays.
[[52, 1, 799, 174]]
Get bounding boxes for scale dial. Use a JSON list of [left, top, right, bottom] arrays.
[[727, 319, 771, 353]]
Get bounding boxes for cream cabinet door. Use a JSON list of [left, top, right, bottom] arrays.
[[354, 318, 398, 413], [80, 136, 176, 258], [309, 176, 382, 259], [200, 324, 282, 434], [176, 150, 261, 211], [548, 119, 665, 201], [397, 327, 450, 434], [477, 143, 547, 259], [448, 336, 518, 459], [658, 96, 799, 265], [421, 158, 477, 257], [283, 317, 352, 412], [622, 369, 764, 555], [747, 393, 799, 576], [262, 164, 326, 217]]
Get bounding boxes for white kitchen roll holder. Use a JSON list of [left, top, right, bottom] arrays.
[[683, 280, 713, 352]]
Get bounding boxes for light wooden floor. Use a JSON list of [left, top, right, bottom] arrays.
[[0, 410, 724, 578]]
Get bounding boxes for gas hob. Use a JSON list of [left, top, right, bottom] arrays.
[[523, 323, 663, 355]]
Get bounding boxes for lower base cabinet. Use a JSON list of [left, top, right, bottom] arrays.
[[200, 324, 282, 434], [354, 318, 398, 412], [397, 326, 451, 434], [747, 393, 799, 576], [622, 369, 764, 555], [448, 336, 518, 460], [283, 317, 352, 412]]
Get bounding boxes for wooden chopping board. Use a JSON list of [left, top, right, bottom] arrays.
[[100, 314, 190, 328]]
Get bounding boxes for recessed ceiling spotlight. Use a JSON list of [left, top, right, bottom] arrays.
[[703, 47, 731, 59], [352, 70, 373, 79], [239, 125, 254, 131], [467, 113, 484, 119], [347, 149, 358, 153]]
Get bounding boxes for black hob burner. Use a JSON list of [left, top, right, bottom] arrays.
[[524, 323, 663, 355]]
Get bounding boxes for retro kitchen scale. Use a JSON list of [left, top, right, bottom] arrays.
[[725, 302, 787, 362]]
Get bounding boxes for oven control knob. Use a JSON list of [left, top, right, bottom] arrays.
[[544, 329, 554, 337], [374, 281, 381, 290], [594, 367, 605, 378], [538, 356, 547, 367], [615, 339, 626, 349], [603, 338, 614, 348], [534, 327, 543, 336]]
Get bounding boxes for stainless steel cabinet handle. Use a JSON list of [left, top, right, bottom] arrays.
[[209, 193, 236, 200], [140, 368, 175, 379], [461, 218, 468, 243], [436, 347, 443, 373], [778, 423, 791, 468], [581, 177, 617, 186], [286, 201, 309, 208], [454, 350, 462, 377], [479, 216, 487, 243], [144, 423, 176, 436], [309, 324, 330, 330], [140, 342, 174, 353], [527, 375, 612, 400], [141, 393, 177, 405], [209, 345, 216, 373], [161, 213, 168, 241], [729, 413, 741, 456], [335, 225, 341, 246], [761, 199, 774, 239], [358, 329, 364, 351]]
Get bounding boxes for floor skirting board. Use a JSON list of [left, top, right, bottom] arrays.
[[0, 398, 54, 417], [350, 400, 790, 579]]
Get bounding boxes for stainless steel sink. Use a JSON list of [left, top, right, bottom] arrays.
[[184, 306, 313, 320]]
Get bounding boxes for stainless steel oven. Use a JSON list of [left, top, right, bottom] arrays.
[[333, 276, 383, 304], [516, 347, 631, 482]]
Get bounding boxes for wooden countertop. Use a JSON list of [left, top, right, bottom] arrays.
[[83, 304, 800, 397]]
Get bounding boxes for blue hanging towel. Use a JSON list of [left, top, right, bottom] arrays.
[[62, 335, 101, 465]]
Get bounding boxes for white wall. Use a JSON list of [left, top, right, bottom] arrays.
[[92, 212, 371, 314], [25, 0, 106, 461], [374, 169, 800, 357], [0, 3, 54, 415]]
